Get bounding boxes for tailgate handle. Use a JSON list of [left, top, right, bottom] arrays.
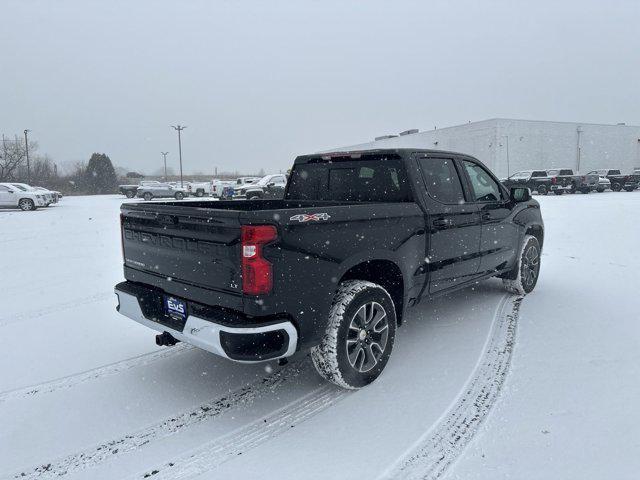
[[432, 218, 452, 227]]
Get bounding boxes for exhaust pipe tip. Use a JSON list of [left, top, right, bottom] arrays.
[[156, 331, 179, 347]]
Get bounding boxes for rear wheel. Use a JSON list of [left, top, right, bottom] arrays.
[[311, 280, 397, 389], [611, 182, 622, 192], [18, 198, 36, 211], [196, 190, 204, 197], [125, 190, 135, 198], [537, 185, 548, 195], [623, 186, 635, 192], [503, 235, 541, 295], [553, 190, 564, 195], [596, 187, 605, 193], [143, 192, 153, 201], [174, 191, 185, 200]]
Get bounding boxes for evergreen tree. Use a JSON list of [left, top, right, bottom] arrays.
[[84, 153, 117, 194]]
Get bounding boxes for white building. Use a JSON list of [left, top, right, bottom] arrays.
[[337, 118, 640, 178]]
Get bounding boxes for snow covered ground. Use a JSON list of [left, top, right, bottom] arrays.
[[0, 192, 638, 479]]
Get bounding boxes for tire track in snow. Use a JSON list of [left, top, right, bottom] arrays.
[[129, 384, 350, 480], [378, 294, 521, 480], [0, 344, 191, 404], [0, 291, 113, 327], [4, 359, 309, 480]]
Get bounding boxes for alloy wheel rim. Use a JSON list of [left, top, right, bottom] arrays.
[[346, 301, 389, 373], [522, 245, 539, 288]]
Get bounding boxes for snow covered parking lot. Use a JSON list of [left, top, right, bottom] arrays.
[[0, 193, 638, 480]]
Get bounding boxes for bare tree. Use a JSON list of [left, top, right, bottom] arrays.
[[0, 135, 28, 181]]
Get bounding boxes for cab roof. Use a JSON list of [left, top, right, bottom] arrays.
[[293, 148, 473, 164]]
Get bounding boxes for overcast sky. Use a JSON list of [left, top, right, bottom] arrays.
[[2, 0, 639, 175]]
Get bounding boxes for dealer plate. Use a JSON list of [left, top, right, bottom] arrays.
[[164, 295, 187, 320]]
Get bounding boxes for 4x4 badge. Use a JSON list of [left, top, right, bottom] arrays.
[[290, 213, 331, 222]]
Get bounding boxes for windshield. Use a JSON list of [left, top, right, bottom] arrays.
[[255, 176, 271, 186]]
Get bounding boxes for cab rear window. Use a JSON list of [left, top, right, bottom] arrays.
[[286, 158, 413, 202]]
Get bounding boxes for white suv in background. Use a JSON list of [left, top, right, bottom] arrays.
[[0, 183, 46, 211], [9, 183, 56, 206]]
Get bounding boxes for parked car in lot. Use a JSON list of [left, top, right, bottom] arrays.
[[34, 186, 61, 204], [119, 181, 163, 198], [545, 169, 599, 194], [0, 182, 47, 210], [136, 182, 188, 201], [115, 148, 544, 389], [235, 177, 261, 187], [595, 176, 611, 192], [211, 180, 236, 198], [9, 183, 57, 206], [586, 169, 639, 192], [186, 181, 213, 197], [233, 173, 288, 199], [501, 170, 551, 195]]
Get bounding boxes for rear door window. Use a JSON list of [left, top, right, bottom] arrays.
[[418, 157, 465, 204]]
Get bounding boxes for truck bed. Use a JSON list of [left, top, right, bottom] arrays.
[[120, 198, 422, 322]]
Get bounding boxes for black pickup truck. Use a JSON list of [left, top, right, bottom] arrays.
[[545, 168, 599, 195], [115, 149, 544, 389], [501, 170, 552, 195], [587, 169, 639, 192]]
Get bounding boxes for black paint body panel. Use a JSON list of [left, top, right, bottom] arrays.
[[119, 149, 544, 352]]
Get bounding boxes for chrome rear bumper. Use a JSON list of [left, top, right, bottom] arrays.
[[114, 288, 298, 363]]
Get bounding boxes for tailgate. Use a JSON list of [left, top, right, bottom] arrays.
[[121, 204, 241, 294]]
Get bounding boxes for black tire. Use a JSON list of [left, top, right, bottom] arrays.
[[195, 190, 204, 197], [174, 192, 185, 200], [503, 235, 541, 295], [247, 193, 261, 200], [623, 186, 634, 192], [311, 280, 397, 389], [596, 187, 605, 193], [553, 190, 564, 196], [580, 188, 590, 194], [18, 198, 36, 211], [611, 182, 622, 192], [537, 185, 548, 195], [143, 192, 153, 201], [125, 190, 135, 199]]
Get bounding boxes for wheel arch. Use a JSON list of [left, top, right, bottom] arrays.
[[525, 223, 544, 250], [339, 259, 405, 325]]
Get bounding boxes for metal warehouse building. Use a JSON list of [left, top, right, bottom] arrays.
[[339, 118, 640, 178]]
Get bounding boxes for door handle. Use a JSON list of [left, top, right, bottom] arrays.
[[432, 218, 452, 227], [481, 212, 491, 221]]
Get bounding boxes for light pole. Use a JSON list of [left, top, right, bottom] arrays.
[[24, 129, 31, 184], [161, 151, 169, 180], [171, 125, 186, 187], [576, 126, 583, 172], [500, 135, 510, 178]]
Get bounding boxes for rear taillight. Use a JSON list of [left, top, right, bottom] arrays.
[[241, 225, 277, 295], [120, 213, 125, 261], [551, 176, 557, 184]]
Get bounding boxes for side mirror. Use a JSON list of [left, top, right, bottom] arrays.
[[510, 187, 531, 202]]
